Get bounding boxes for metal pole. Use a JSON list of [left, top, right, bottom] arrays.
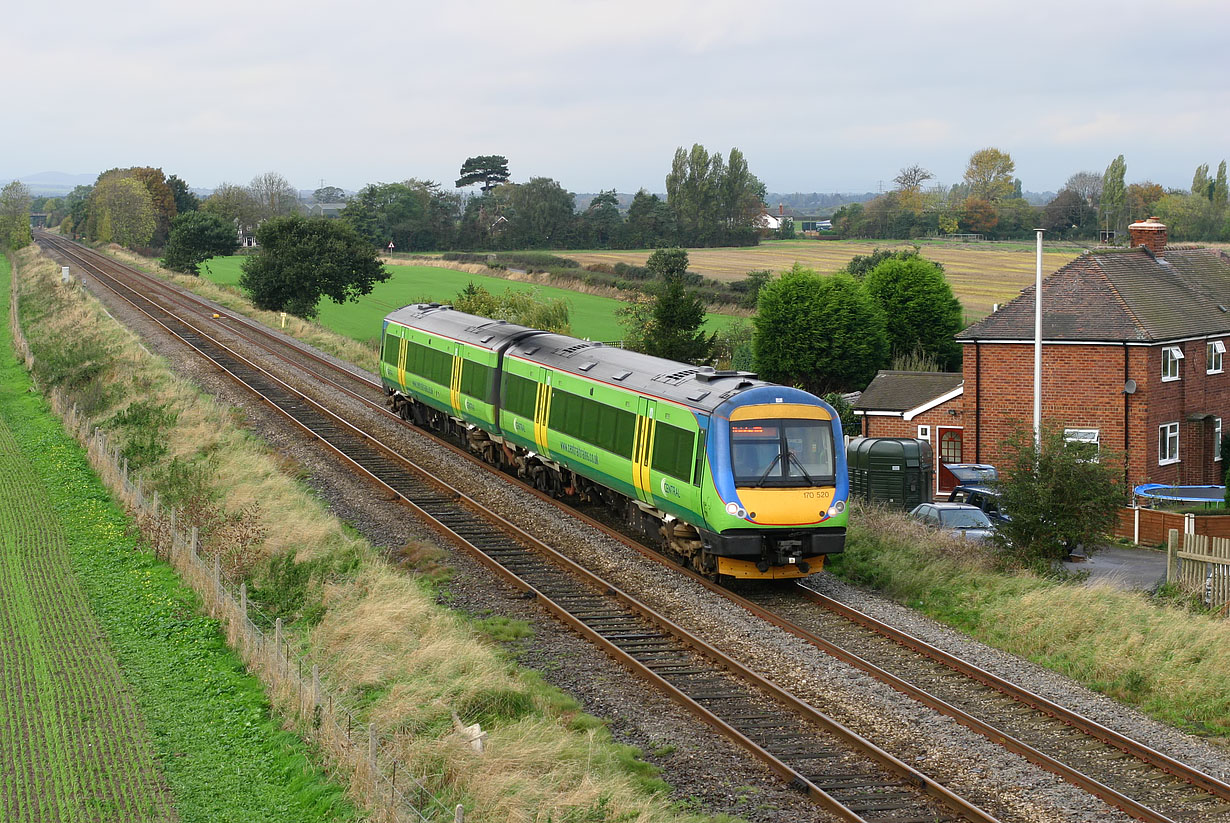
[[1034, 228, 1045, 450]]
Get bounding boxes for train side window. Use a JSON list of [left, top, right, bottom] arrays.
[[381, 332, 400, 365], [651, 422, 694, 481], [503, 373, 537, 418], [460, 360, 491, 398]]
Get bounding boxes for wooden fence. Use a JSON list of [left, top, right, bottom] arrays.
[[1115, 507, 1230, 545], [1166, 529, 1230, 616], [10, 255, 466, 822]]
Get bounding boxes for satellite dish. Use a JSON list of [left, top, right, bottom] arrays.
[[1124, 379, 1137, 394]]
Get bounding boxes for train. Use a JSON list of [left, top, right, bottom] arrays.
[[379, 303, 848, 580]]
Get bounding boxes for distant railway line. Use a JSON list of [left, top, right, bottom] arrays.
[[34, 232, 1230, 823]]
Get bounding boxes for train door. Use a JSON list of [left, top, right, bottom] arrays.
[[632, 397, 656, 504], [533, 367, 553, 454], [448, 344, 463, 415], [395, 334, 408, 390]]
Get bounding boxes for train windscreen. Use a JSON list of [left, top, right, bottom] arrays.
[[730, 419, 834, 487]]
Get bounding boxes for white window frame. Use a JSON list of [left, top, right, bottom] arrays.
[[1159, 422, 1180, 465], [917, 425, 931, 441], [1162, 346, 1184, 382], [1064, 428, 1100, 460], [1216, 417, 1223, 462], [1208, 339, 1226, 374]]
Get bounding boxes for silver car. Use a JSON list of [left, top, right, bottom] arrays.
[[909, 502, 995, 541]]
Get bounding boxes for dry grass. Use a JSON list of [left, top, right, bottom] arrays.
[[568, 240, 1085, 320], [18, 244, 722, 821]]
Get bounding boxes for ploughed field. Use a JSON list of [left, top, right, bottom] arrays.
[[568, 239, 1084, 321], [0, 414, 175, 821]]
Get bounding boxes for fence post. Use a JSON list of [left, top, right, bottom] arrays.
[[191, 526, 200, 562], [275, 617, 283, 656], [368, 723, 379, 777], [455, 804, 465, 822], [240, 582, 248, 622], [1133, 503, 1140, 546], [1167, 528, 1180, 584]]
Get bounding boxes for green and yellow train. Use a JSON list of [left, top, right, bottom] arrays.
[[380, 303, 848, 579]]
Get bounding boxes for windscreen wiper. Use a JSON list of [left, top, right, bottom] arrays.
[[755, 453, 783, 487]]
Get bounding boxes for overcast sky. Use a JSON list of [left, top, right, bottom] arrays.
[[8, 0, 1229, 195]]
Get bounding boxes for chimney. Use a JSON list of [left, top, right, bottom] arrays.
[[779, 203, 784, 216], [1128, 217, 1167, 255]]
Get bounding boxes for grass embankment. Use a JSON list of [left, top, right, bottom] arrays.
[[829, 508, 1230, 741], [20, 246, 734, 820], [0, 252, 355, 822], [200, 254, 739, 344]]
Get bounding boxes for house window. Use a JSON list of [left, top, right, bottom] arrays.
[[917, 425, 930, 441], [1208, 340, 1226, 374], [1159, 422, 1180, 465], [1064, 428, 1100, 460], [1162, 346, 1184, 381], [1216, 418, 1223, 462]]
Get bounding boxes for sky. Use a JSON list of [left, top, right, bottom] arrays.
[[7, 0, 1230, 196]]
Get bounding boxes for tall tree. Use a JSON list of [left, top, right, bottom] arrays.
[[640, 248, 711, 363], [93, 176, 156, 249], [1100, 154, 1127, 236], [894, 164, 934, 213], [342, 180, 459, 251], [1214, 161, 1228, 211], [620, 189, 673, 248], [455, 155, 510, 192], [61, 184, 93, 237], [238, 216, 389, 318], [960, 197, 998, 234], [665, 143, 763, 246], [1064, 171, 1103, 206], [249, 171, 299, 219], [1192, 163, 1212, 198], [753, 265, 888, 394], [963, 148, 1016, 202], [508, 177, 576, 248], [161, 211, 240, 275], [0, 181, 33, 249], [166, 174, 199, 215], [581, 189, 622, 247], [1125, 181, 1164, 220], [1043, 189, 1097, 238], [862, 255, 963, 370]]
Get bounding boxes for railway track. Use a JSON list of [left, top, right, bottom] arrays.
[[35, 234, 997, 821], [34, 233, 1230, 822]]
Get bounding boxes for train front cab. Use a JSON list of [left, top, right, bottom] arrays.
[[704, 389, 849, 580]]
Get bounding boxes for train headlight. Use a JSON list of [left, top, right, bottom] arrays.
[[827, 500, 846, 518], [725, 502, 740, 515]]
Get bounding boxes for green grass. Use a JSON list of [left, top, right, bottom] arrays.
[[0, 254, 356, 822], [202, 255, 738, 343]]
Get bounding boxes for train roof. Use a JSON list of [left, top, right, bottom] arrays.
[[384, 304, 820, 415], [384, 303, 544, 350], [505, 332, 774, 414]]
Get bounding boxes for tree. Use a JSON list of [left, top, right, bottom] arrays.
[[1125, 181, 1164, 221], [963, 148, 1015, 202], [665, 144, 764, 246], [238, 216, 389, 319], [313, 186, 347, 203], [1192, 163, 1212, 199], [249, 171, 300, 219], [167, 174, 199, 215], [992, 425, 1125, 567], [0, 181, 33, 249], [342, 180, 460, 252], [507, 177, 576, 248], [61, 184, 92, 237], [960, 197, 998, 234], [753, 266, 888, 394], [862, 255, 963, 370], [455, 155, 510, 192], [93, 176, 156, 249], [1063, 171, 1103, 206], [1042, 189, 1096, 238], [581, 190, 622, 247], [639, 248, 712, 363], [161, 211, 240, 275], [894, 164, 934, 213], [1100, 155, 1126, 235], [620, 189, 673, 248], [202, 182, 262, 236], [1214, 161, 1228, 211]]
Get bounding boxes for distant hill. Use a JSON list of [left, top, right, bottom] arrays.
[[1, 171, 97, 196]]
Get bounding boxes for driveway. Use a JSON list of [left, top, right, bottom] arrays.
[[1063, 544, 1167, 591]]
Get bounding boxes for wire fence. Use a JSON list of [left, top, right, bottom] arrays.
[[9, 257, 466, 823]]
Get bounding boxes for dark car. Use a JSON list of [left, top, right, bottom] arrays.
[[948, 484, 1010, 526], [909, 502, 995, 541]]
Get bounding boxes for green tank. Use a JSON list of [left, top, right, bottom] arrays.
[[846, 437, 933, 510]]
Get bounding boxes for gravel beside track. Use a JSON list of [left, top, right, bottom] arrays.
[[68, 254, 1230, 823]]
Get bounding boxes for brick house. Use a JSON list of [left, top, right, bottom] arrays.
[[956, 219, 1229, 490], [853, 370, 965, 494]]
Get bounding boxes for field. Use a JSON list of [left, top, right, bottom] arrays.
[[203, 256, 739, 344], [1, 253, 354, 823], [566, 238, 1086, 321]]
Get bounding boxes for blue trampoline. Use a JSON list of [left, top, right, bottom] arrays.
[[1134, 484, 1226, 503]]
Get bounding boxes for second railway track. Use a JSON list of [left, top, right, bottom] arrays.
[[34, 232, 1230, 823]]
